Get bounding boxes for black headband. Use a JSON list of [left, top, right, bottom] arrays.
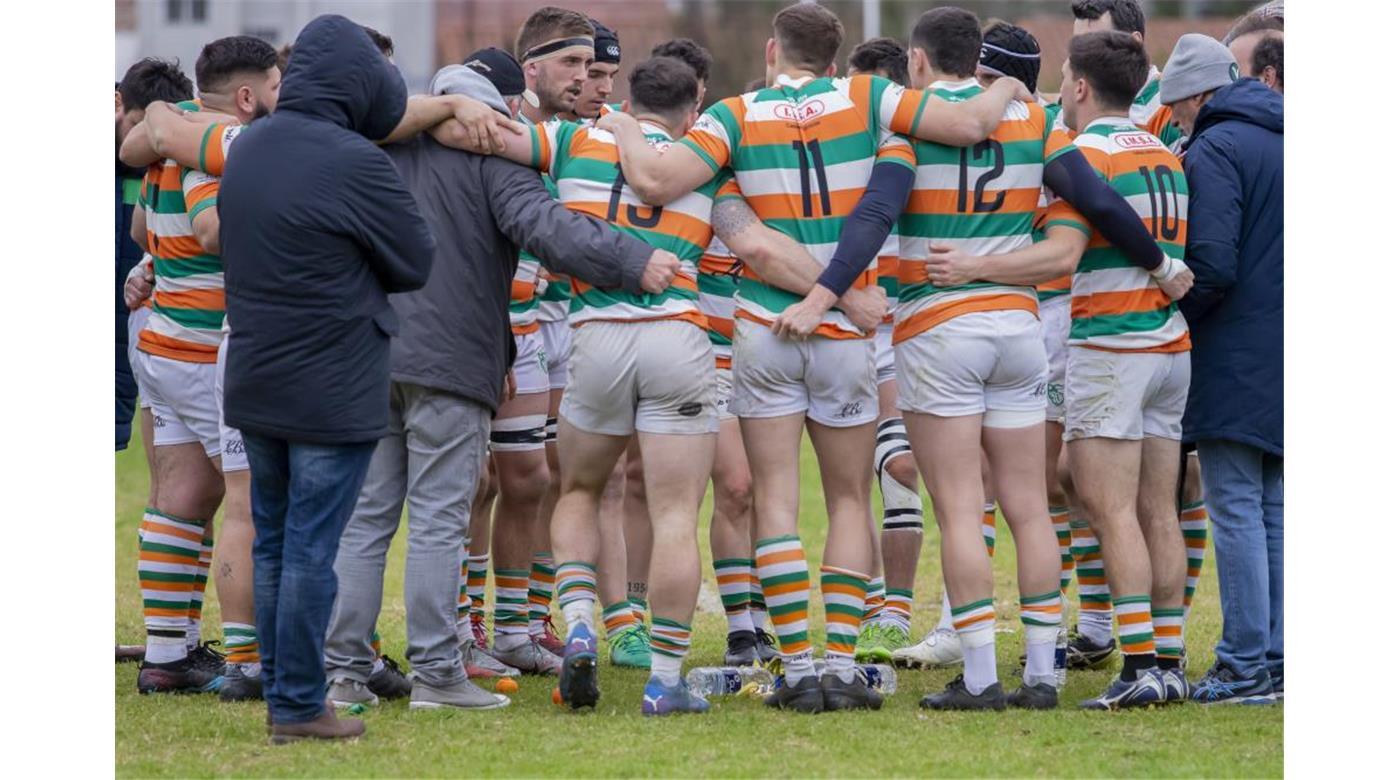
[[522, 36, 595, 64]]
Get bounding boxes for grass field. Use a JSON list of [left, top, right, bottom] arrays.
[[116, 424, 1282, 778]]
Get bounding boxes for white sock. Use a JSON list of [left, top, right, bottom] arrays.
[[1024, 624, 1058, 687], [562, 598, 595, 635], [1079, 609, 1114, 645], [959, 627, 997, 695], [652, 652, 683, 686], [145, 636, 187, 665], [495, 632, 530, 651], [371, 656, 385, 675], [937, 589, 954, 632], [725, 609, 756, 635], [785, 653, 816, 683], [825, 652, 856, 683], [240, 661, 263, 677]]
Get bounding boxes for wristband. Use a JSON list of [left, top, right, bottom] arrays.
[[1150, 255, 1187, 283]]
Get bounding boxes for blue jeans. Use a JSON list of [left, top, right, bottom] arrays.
[[1198, 438, 1283, 682], [244, 432, 377, 725]]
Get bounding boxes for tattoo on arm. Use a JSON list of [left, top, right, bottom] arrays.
[[711, 197, 759, 244]]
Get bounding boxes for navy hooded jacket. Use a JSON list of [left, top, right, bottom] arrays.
[[1179, 78, 1283, 456], [219, 15, 436, 444]]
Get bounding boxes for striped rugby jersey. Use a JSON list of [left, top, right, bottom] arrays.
[[876, 227, 899, 326], [1054, 66, 1183, 152], [1035, 101, 1071, 303], [1044, 116, 1190, 353], [530, 118, 720, 329], [195, 121, 243, 177], [679, 74, 923, 339], [515, 111, 562, 330], [138, 100, 225, 363], [698, 230, 742, 369], [894, 80, 1074, 344]]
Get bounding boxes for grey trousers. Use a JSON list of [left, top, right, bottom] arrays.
[[324, 382, 489, 688]]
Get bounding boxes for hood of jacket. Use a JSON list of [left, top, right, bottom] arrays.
[[1187, 78, 1283, 149], [276, 14, 407, 140]]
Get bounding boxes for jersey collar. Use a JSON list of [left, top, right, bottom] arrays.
[[1082, 115, 1137, 132]]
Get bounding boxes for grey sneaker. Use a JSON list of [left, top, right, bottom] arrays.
[[408, 678, 510, 711], [490, 639, 562, 675], [462, 642, 520, 678], [327, 678, 379, 709]]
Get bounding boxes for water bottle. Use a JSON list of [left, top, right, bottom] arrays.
[[774, 662, 897, 694], [684, 666, 775, 697], [1053, 622, 1069, 690]]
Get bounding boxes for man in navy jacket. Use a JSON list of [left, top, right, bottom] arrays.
[[218, 15, 435, 741], [1162, 33, 1283, 705]]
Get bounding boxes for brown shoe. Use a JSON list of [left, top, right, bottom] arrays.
[[268, 706, 365, 745]]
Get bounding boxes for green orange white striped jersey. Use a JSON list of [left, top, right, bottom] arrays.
[[698, 234, 741, 369], [138, 100, 225, 363], [1131, 67, 1184, 153], [1044, 116, 1190, 353], [1035, 102, 1071, 303], [894, 80, 1074, 344], [679, 73, 924, 339], [195, 121, 244, 177], [515, 111, 562, 328], [876, 228, 899, 326], [530, 118, 719, 329]]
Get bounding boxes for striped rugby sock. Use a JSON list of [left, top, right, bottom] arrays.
[[1114, 595, 1156, 681], [1050, 506, 1073, 593], [715, 558, 756, 635], [937, 587, 954, 632], [952, 598, 997, 694], [493, 567, 531, 646], [628, 594, 649, 625], [1152, 607, 1185, 668], [138, 509, 203, 664], [862, 575, 886, 627], [1179, 501, 1208, 620], [1021, 590, 1062, 686], [1070, 517, 1113, 645], [756, 535, 814, 679], [602, 600, 638, 640], [186, 528, 214, 648], [466, 552, 490, 622], [457, 540, 471, 630], [370, 629, 383, 657], [223, 621, 259, 669], [555, 561, 597, 633], [982, 503, 998, 557], [820, 565, 868, 680], [650, 617, 692, 685], [527, 552, 556, 636], [748, 571, 769, 631], [881, 588, 913, 633]]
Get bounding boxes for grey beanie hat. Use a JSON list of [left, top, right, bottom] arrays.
[[429, 64, 509, 116], [1160, 33, 1241, 104]]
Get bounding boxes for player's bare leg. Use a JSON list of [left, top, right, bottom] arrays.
[[598, 456, 646, 666], [1139, 437, 1187, 670], [708, 416, 759, 664], [862, 380, 923, 662]]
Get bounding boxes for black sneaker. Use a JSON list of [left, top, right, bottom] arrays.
[[137, 656, 223, 695], [368, 655, 414, 700], [219, 664, 264, 702], [1066, 629, 1116, 670], [764, 673, 824, 713], [1007, 681, 1059, 710], [188, 640, 227, 674], [820, 671, 883, 711], [753, 628, 779, 663], [1190, 662, 1276, 706], [919, 675, 1006, 711], [724, 630, 760, 666]]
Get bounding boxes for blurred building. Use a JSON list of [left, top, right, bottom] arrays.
[[117, 1, 1259, 101], [115, 0, 435, 92]]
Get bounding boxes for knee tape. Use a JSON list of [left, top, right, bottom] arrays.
[[490, 414, 547, 452], [542, 415, 559, 445], [876, 418, 923, 532]]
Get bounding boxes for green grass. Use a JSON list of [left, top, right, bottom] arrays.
[[116, 425, 1282, 778]]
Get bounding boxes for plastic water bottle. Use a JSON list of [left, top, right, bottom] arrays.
[[775, 662, 898, 694], [684, 666, 775, 697], [1053, 623, 1069, 690]]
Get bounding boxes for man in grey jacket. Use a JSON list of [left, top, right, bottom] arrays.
[[323, 64, 679, 711]]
